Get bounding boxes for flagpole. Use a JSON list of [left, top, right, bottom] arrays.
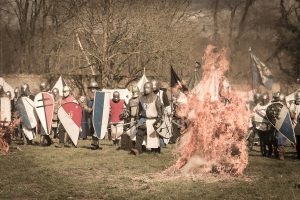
[[249, 47, 254, 91]]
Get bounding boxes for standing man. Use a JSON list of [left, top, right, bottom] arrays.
[[52, 88, 61, 139], [289, 91, 300, 159], [55, 86, 77, 148], [39, 82, 52, 146], [85, 80, 101, 150], [253, 93, 273, 157], [110, 91, 126, 149], [152, 79, 171, 149], [131, 82, 163, 155], [19, 83, 35, 145], [127, 85, 140, 142], [277, 93, 287, 160], [12, 88, 21, 138]]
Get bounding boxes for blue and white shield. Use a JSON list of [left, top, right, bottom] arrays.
[[92, 91, 110, 139], [266, 102, 296, 144]]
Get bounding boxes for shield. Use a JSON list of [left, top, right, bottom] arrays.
[[93, 91, 110, 139], [153, 117, 172, 139], [58, 102, 82, 146], [266, 102, 296, 144], [0, 97, 11, 126], [34, 92, 54, 135], [17, 97, 38, 129]]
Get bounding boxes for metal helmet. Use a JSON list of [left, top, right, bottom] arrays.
[[14, 87, 20, 97], [143, 82, 153, 95], [21, 83, 29, 95], [6, 91, 12, 99], [261, 93, 269, 105], [63, 86, 71, 97], [40, 82, 48, 92], [279, 93, 286, 103], [254, 92, 261, 104], [112, 91, 120, 102], [295, 91, 300, 104], [132, 85, 140, 98], [0, 85, 4, 93], [151, 79, 159, 93], [272, 91, 280, 102], [88, 80, 99, 89], [52, 88, 59, 97]]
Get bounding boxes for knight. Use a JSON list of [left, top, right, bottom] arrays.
[[51, 88, 61, 139], [131, 82, 163, 155], [289, 91, 300, 159], [253, 93, 273, 157], [55, 86, 77, 148], [109, 91, 126, 149]]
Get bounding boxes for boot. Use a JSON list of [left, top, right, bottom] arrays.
[[278, 145, 285, 160], [55, 143, 64, 148], [131, 148, 139, 156]]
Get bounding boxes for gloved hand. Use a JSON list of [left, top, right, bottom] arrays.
[[153, 118, 162, 129]]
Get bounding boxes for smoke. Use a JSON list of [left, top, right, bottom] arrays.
[[174, 45, 250, 177]]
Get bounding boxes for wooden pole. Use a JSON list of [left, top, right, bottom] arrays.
[[75, 33, 95, 75]]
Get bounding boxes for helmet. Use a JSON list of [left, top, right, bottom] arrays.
[[254, 92, 261, 104], [63, 86, 71, 97], [14, 87, 20, 97], [261, 93, 269, 105], [6, 91, 12, 99], [112, 91, 120, 102], [295, 91, 300, 104], [151, 79, 159, 92], [88, 80, 99, 89], [272, 91, 280, 102], [144, 82, 153, 95], [279, 93, 286, 103], [40, 82, 47, 92], [132, 85, 140, 98], [52, 88, 59, 97], [21, 84, 29, 95]]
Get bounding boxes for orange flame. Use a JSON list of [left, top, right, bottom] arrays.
[[175, 45, 250, 176]]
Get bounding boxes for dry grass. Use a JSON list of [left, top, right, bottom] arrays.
[[0, 138, 300, 200]]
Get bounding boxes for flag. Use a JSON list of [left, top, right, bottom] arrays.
[[250, 52, 273, 90], [170, 66, 188, 91]]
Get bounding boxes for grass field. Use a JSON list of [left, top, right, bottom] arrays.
[[0, 138, 300, 200]]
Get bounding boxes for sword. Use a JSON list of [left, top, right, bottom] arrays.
[[107, 121, 137, 129], [171, 120, 185, 129]]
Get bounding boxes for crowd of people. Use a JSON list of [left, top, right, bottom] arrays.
[[1, 78, 300, 160], [0, 79, 181, 155], [251, 91, 300, 160]]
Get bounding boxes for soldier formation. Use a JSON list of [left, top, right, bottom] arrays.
[[252, 91, 300, 160], [1, 79, 300, 160], [0, 79, 176, 156]]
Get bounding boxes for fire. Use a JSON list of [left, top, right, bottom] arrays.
[[175, 45, 250, 176], [0, 115, 21, 155]]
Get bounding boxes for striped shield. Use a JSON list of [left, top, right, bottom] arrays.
[[266, 102, 296, 144], [93, 91, 110, 139], [58, 102, 82, 146], [34, 92, 54, 135], [17, 97, 38, 129]]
